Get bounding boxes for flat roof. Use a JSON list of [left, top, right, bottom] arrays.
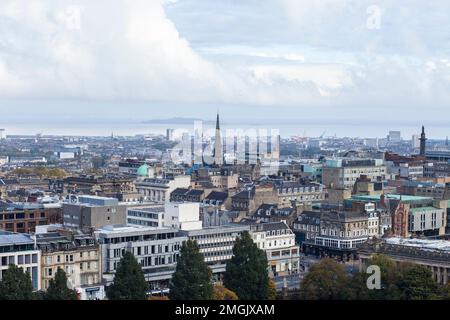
[[385, 237, 450, 252], [409, 206, 441, 213], [0, 231, 34, 246], [96, 224, 178, 235], [128, 206, 165, 213], [350, 194, 433, 202]]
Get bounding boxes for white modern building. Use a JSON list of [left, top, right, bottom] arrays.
[[180, 224, 250, 280], [95, 225, 187, 291], [127, 206, 165, 228], [0, 231, 41, 291], [164, 202, 202, 231]]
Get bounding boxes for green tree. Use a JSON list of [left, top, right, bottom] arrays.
[[441, 283, 450, 300], [298, 258, 351, 300], [350, 254, 402, 300], [213, 284, 239, 300], [0, 264, 35, 300], [106, 251, 148, 300], [169, 240, 213, 300], [44, 268, 78, 300], [267, 279, 278, 300], [397, 263, 439, 300], [347, 272, 373, 300], [223, 231, 270, 300]]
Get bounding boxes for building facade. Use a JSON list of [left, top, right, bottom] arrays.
[[249, 222, 300, 277], [96, 225, 187, 291], [0, 231, 41, 291], [180, 224, 250, 280], [135, 175, 191, 203], [36, 231, 103, 299]]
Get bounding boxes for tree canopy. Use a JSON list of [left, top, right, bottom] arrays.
[[44, 268, 78, 300], [223, 231, 270, 300], [213, 284, 239, 300], [299, 258, 351, 300], [302, 255, 444, 300], [169, 240, 214, 300], [0, 264, 35, 300], [106, 251, 148, 300]]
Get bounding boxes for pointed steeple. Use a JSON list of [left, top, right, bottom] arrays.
[[213, 112, 223, 166], [419, 125, 427, 156], [216, 112, 220, 130]]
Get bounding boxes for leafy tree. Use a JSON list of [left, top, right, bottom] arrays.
[[440, 283, 450, 300], [346, 272, 373, 300], [223, 231, 270, 300], [44, 268, 78, 300], [350, 254, 402, 300], [397, 264, 438, 300], [298, 258, 351, 300], [169, 240, 213, 300], [0, 264, 35, 300], [267, 279, 278, 300], [213, 284, 239, 300], [148, 295, 170, 300], [107, 251, 148, 300]]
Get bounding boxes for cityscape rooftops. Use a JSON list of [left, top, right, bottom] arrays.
[[384, 237, 450, 252], [96, 224, 178, 235], [350, 194, 433, 203], [0, 231, 34, 246]]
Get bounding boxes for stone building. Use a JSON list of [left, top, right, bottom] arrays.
[[274, 181, 326, 208], [64, 174, 140, 202], [293, 210, 369, 260], [0, 202, 62, 233], [248, 221, 300, 277], [36, 230, 103, 299], [231, 183, 278, 216]]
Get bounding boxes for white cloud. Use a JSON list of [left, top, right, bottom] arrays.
[[0, 0, 449, 115]]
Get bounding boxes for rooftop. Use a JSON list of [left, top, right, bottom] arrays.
[[0, 231, 34, 246], [384, 237, 450, 253], [350, 194, 433, 202]]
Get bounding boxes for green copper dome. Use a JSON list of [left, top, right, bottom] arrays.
[[136, 164, 149, 177]]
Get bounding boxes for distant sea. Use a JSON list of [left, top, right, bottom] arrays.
[[1, 119, 449, 139]]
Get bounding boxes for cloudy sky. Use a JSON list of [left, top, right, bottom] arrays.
[[0, 0, 449, 137]]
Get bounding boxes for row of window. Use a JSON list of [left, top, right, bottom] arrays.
[[270, 248, 298, 258], [0, 254, 38, 266], [277, 187, 323, 194], [128, 210, 163, 220], [0, 212, 46, 220]]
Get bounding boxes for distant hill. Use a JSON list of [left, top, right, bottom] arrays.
[[142, 117, 215, 125]]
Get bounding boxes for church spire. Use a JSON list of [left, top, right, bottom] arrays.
[[213, 112, 223, 166], [216, 112, 220, 130], [419, 125, 427, 156]]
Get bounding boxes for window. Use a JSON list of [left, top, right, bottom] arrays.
[[48, 268, 53, 277]]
